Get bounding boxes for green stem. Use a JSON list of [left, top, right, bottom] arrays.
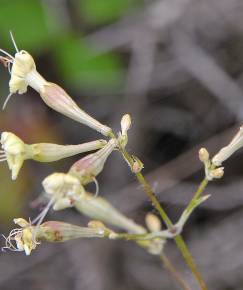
[[120, 147, 208, 290], [160, 254, 192, 290]]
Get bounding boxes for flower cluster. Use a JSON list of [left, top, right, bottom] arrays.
[[1, 35, 162, 256], [1, 34, 211, 259]]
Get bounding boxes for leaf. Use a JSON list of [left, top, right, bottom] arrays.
[[54, 35, 124, 88]]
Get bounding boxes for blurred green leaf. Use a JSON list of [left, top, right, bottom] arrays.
[[80, 0, 137, 25], [0, 0, 58, 52], [54, 35, 124, 88]]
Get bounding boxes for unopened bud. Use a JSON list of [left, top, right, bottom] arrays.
[[199, 148, 209, 163], [69, 139, 117, 185], [145, 213, 162, 232], [210, 167, 224, 179], [121, 114, 132, 136], [88, 220, 106, 230], [131, 155, 144, 173]]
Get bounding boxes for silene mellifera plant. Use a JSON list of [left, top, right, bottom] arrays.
[[1, 32, 243, 290]]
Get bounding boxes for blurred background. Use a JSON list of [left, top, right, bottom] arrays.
[[0, 0, 243, 289]]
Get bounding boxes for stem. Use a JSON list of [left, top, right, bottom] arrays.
[[160, 254, 192, 290], [120, 147, 208, 290]]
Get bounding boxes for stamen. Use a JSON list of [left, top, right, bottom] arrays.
[[9, 31, 19, 53], [1, 229, 23, 252], [2, 92, 13, 110], [32, 197, 54, 226], [93, 177, 99, 198], [7, 62, 12, 74], [0, 49, 14, 60]]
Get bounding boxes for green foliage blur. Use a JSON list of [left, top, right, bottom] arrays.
[[0, 0, 138, 89]]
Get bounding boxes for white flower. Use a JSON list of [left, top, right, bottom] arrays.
[[42, 173, 84, 210], [212, 126, 243, 166]]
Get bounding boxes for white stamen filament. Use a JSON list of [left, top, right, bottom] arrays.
[[0, 49, 14, 60], [93, 177, 99, 198], [31, 197, 55, 242], [2, 92, 13, 110], [9, 31, 19, 53]]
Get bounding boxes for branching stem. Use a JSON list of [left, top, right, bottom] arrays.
[[118, 143, 208, 290]]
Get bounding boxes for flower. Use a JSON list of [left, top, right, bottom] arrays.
[[2, 218, 38, 255], [2, 218, 106, 255], [2, 44, 112, 136], [1, 132, 107, 180], [42, 173, 84, 210], [0, 132, 29, 180], [212, 126, 243, 166], [30, 139, 107, 162]]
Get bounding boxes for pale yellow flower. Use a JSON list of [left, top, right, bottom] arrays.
[[2, 218, 38, 255], [42, 173, 84, 210], [0, 131, 106, 180], [0, 132, 29, 180]]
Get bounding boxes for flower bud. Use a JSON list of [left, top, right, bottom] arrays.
[[199, 148, 209, 163], [145, 213, 162, 232], [119, 114, 132, 148], [40, 83, 112, 136], [209, 167, 224, 179], [131, 155, 144, 173], [121, 114, 131, 136], [69, 139, 117, 185]]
